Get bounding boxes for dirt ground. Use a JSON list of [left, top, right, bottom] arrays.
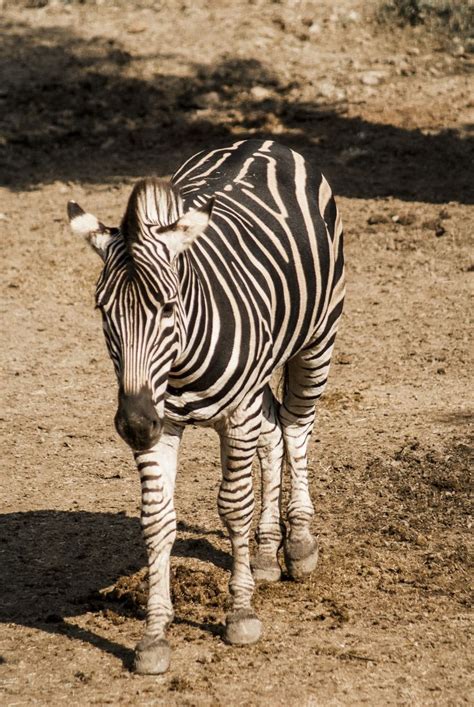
[[0, 0, 472, 704]]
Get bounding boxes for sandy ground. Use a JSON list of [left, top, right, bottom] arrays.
[[0, 1, 472, 704]]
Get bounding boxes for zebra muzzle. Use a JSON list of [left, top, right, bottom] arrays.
[[115, 387, 162, 450]]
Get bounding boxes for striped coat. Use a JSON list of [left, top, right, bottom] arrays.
[[68, 138, 344, 674]]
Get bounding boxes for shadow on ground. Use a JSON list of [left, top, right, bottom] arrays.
[[0, 510, 230, 667], [0, 21, 472, 202]]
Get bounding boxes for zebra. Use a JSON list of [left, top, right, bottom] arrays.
[[67, 139, 345, 674]]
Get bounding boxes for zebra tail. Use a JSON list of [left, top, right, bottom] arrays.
[[272, 363, 289, 405]]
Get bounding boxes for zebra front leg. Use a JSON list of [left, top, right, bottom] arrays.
[[253, 385, 285, 582], [217, 393, 263, 645], [133, 424, 183, 674]]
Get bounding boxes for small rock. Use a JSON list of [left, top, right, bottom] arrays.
[[309, 22, 321, 34], [127, 23, 146, 34], [345, 10, 361, 22], [422, 219, 446, 236], [336, 354, 352, 365], [0, 212, 8, 221], [195, 91, 220, 108], [249, 86, 273, 101], [407, 47, 420, 56], [368, 213, 389, 225], [397, 213, 416, 226], [197, 652, 213, 664], [317, 81, 346, 101], [360, 71, 386, 86], [439, 208, 451, 219], [396, 60, 414, 76]]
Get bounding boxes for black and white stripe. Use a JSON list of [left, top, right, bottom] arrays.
[[68, 138, 345, 674]]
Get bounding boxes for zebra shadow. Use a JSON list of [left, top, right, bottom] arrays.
[[0, 510, 231, 669]]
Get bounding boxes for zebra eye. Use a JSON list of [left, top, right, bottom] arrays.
[[162, 302, 174, 316]]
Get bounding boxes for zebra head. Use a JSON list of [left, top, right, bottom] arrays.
[[67, 178, 213, 451]]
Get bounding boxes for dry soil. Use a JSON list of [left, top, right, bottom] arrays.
[[0, 1, 472, 705]]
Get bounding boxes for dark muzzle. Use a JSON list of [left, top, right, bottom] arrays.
[[115, 386, 162, 451]]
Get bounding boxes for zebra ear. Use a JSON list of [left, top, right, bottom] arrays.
[[163, 198, 214, 259], [67, 201, 116, 259]]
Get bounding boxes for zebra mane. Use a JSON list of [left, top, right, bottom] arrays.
[[120, 177, 184, 249]]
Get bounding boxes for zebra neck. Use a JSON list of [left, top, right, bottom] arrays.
[[172, 252, 216, 375]]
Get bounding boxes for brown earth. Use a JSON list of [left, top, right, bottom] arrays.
[[0, 1, 472, 704]]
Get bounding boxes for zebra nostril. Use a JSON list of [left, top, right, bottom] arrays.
[[150, 418, 160, 435]]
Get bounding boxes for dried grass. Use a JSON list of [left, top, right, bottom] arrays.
[[377, 0, 474, 39]]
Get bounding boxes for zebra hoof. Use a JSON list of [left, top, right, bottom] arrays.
[[134, 636, 170, 675], [225, 609, 262, 645], [284, 535, 319, 581], [252, 554, 282, 582]]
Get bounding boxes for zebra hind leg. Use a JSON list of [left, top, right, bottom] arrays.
[[252, 385, 285, 582], [217, 391, 263, 645], [279, 334, 337, 580]]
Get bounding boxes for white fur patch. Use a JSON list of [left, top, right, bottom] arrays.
[[178, 207, 210, 233], [90, 232, 112, 252], [70, 212, 101, 237]]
